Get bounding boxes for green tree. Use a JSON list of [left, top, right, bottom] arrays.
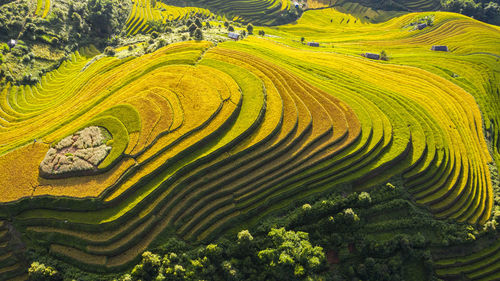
[[194, 17, 203, 28], [194, 28, 203, 40], [28, 262, 61, 281], [246, 23, 254, 34], [131, 251, 162, 280], [188, 23, 197, 36], [86, 0, 119, 36], [257, 228, 326, 279]]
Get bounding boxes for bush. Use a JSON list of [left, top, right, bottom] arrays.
[[28, 262, 61, 281], [246, 23, 254, 34], [104, 46, 115, 56], [188, 23, 197, 36], [194, 17, 203, 28], [22, 54, 31, 63], [194, 28, 203, 40], [228, 26, 235, 32], [380, 50, 388, 61]]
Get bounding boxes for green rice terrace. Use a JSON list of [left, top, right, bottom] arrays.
[[0, 0, 499, 280]]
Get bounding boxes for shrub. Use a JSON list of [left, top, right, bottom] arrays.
[[28, 262, 61, 281], [151, 31, 159, 39], [258, 30, 265, 36], [237, 230, 254, 241], [104, 46, 115, 56], [188, 23, 197, 35], [194, 17, 203, 28], [380, 50, 388, 61], [194, 28, 203, 40], [228, 26, 235, 32], [246, 23, 254, 34]]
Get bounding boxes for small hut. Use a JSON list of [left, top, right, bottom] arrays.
[[364, 52, 380, 60], [417, 23, 427, 30], [7, 39, 16, 49], [431, 45, 448, 52], [307, 42, 319, 47], [228, 32, 240, 40]]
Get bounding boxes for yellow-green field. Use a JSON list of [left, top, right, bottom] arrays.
[[0, 5, 498, 278]]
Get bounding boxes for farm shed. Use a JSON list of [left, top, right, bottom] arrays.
[[417, 23, 427, 30], [307, 42, 320, 47], [228, 32, 240, 40], [7, 39, 16, 49], [431, 45, 449, 51], [364, 52, 380, 60]]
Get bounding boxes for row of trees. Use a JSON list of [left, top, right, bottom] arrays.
[[441, 0, 500, 24], [117, 228, 327, 281]]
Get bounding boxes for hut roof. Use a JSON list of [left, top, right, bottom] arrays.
[[431, 45, 448, 51], [364, 52, 380, 60], [417, 23, 427, 30], [7, 39, 16, 48], [228, 32, 240, 40]]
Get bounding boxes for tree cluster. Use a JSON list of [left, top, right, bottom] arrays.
[[118, 228, 327, 281], [441, 0, 500, 25]]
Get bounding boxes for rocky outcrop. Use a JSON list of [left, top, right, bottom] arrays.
[[39, 126, 112, 178]]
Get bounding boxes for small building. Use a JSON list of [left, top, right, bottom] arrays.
[[364, 52, 380, 60], [431, 45, 449, 52], [7, 39, 16, 49], [417, 23, 427, 30], [307, 42, 319, 47], [228, 32, 240, 40]]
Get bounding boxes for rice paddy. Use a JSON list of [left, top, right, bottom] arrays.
[[0, 4, 498, 278]]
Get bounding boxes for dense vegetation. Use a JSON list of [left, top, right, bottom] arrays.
[[0, 0, 498, 280], [0, 0, 129, 83], [441, 0, 500, 24]]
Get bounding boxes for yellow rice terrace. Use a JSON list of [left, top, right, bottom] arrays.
[[0, 0, 498, 279]]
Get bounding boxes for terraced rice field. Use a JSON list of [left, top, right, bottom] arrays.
[[125, 0, 214, 35], [326, 0, 441, 11], [125, 0, 292, 34], [434, 240, 500, 280], [34, 0, 50, 18], [0, 6, 498, 275]]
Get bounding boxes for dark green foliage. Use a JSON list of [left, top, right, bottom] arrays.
[[194, 17, 203, 28], [246, 23, 253, 34], [381, 50, 388, 60], [258, 30, 265, 36], [441, 0, 500, 24], [228, 26, 235, 32], [194, 28, 203, 40], [28, 262, 62, 281], [0, 0, 29, 39], [117, 228, 326, 281], [224, 21, 230, 28], [188, 23, 198, 35], [104, 46, 115, 56]]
